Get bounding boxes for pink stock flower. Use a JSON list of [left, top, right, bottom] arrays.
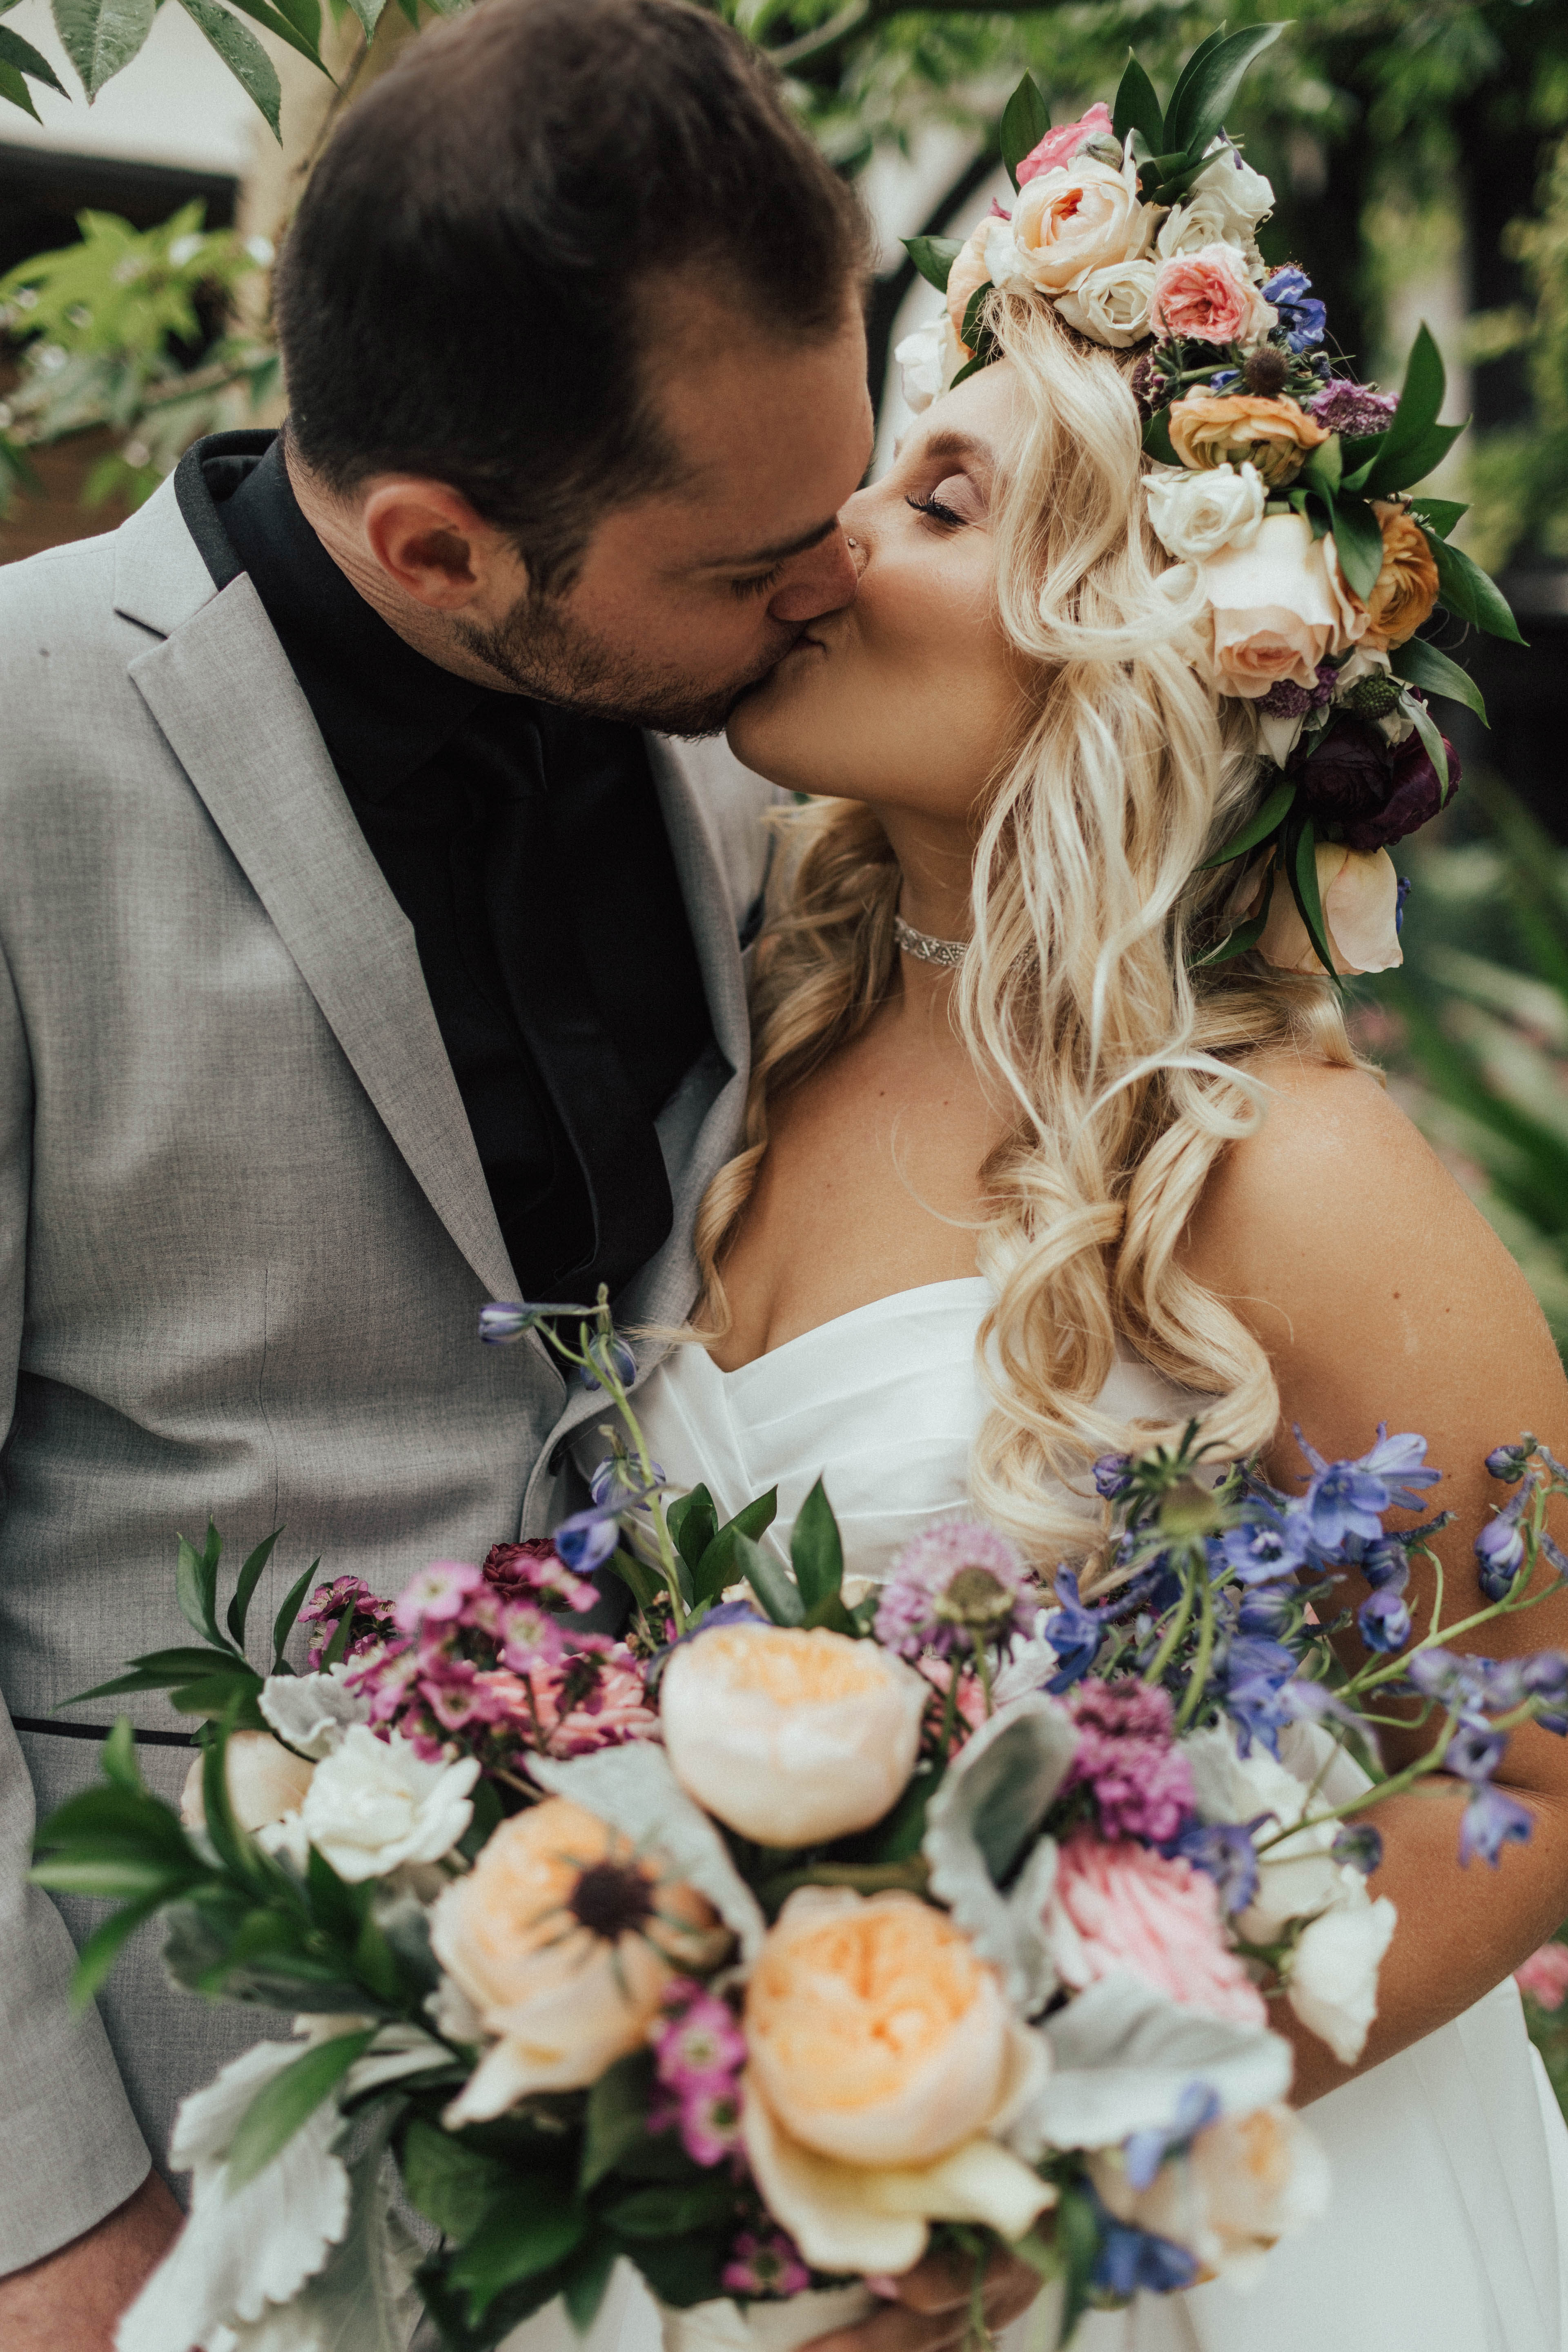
[[1016, 100, 1114, 184], [1049, 1832, 1267, 2025], [499, 1599, 570, 1670], [677, 2082, 745, 2168], [652, 1981, 747, 2169], [393, 1558, 485, 1635], [300, 1575, 397, 1669], [1063, 1679, 1196, 1844], [1149, 244, 1276, 346], [1515, 1943, 1568, 2011], [722, 2230, 811, 2301]]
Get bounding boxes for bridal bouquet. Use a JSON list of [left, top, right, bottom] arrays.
[[896, 31, 1523, 980], [34, 1296, 1568, 2352]]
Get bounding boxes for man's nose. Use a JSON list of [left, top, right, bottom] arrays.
[[767, 524, 860, 624]]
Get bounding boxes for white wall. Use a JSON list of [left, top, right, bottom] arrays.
[[0, 0, 275, 177]]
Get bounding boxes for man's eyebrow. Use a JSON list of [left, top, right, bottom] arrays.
[[691, 514, 840, 572]]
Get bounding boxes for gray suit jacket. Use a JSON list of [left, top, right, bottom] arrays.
[[0, 474, 771, 2269]]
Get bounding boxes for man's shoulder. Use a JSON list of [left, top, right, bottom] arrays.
[[0, 527, 121, 636]]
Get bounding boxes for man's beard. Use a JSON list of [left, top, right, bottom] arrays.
[[455, 587, 797, 739]]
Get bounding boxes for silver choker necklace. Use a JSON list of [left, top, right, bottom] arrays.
[[893, 914, 968, 969]]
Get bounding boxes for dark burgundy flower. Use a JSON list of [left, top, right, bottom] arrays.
[[482, 1538, 561, 1595], [1291, 717, 1457, 851]]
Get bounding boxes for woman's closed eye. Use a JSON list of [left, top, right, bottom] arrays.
[[905, 471, 987, 529]]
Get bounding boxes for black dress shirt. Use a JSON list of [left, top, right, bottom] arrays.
[[175, 430, 712, 1305]]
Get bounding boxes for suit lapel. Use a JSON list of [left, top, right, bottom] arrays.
[[127, 570, 517, 1304]]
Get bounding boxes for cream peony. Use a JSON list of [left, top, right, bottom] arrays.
[[1055, 259, 1158, 348], [1091, 2103, 1330, 2286], [1145, 462, 1264, 564], [298, 1724, 478, 1882], [1253, 844, 1403, 977], [989, 153, 1153, 298], [180, 1731, 316, 1837], [1200, 512, 1367, 698], [430, 1796, 726, 2125], [741, 1889, 1052, 2274], [895, 313, 966, 415], [1287, 1899, 1398, 2065], [659, 1621, 926, 1848]]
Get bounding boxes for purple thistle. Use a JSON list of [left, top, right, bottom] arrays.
[[1308, 380, 1398, 439], [875, 1521, 1036, 1660], [1258, 659, 1336, 721]]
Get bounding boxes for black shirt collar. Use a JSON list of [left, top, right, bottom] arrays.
[[175, 428, 499, 802]]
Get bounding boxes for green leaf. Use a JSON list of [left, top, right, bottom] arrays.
[[0, 59, 39, 117], [176, 1524, 231, 1652], [225, 2028, 376, 2189], [1329, 492, 1385, 604], [1192, 903, 1270, 968], [1163, 23, 1284, 161], [604, 1546, 663, 1615], [51, 0, 154, 97], [1390, 637, 1487, 724], [227, 1528, 282, 1650], [1055, 2180, 1103, 2347], [1200, 777, 1296, 869], [1408, 497, 1468, 540], [903, 234, 962, 296], [605, 2180, 738, 2237], [70, 1892, 167, 2006], [1142, 407, 1178, 467], [212, 0, 325, 68], [958, 279, 994, 360], [33, 1854, 192, 1899], [668, 1486, 718, 1577], [65, 1646, 255, 1705], [401, 2116, 512, 2242], [998, 73, 1050, 192], [581, 2049, 657, 2191], [0, 24, 65, 92], [1426, 530, 1526, 646], [457, 1771, 503, 1865], [726, 1530, 803, 1627], [563, 2245, 615, 2336], [341, 0, 384, 32], [1363, 419, 1466, 501], [100, 1716, 144, 1792], [1111, 53, 1164, 155], [691, 1487, 780, 1608], [267, 0, 321, 47], [1355, 323, 1445, 490], [201, 1711, 264, 1887], [273, 1557, 320, 1668], [320, 1599, 357, 1672], [449, 2181, 587, 2323], [169, 1671, 265, 1718], [33, 1781, 198, 1870], [1298, 437, 1342, 502], [174, 0, 281, 136], [1401, 690, 1450, 800], [1287, 818, 1339, 980], [789, 1477, 844, 1613]]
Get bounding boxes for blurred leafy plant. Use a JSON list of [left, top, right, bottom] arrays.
[[1465, 133, 1568, 572], [0, 204, 280, 516]]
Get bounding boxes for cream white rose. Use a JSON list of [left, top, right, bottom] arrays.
[[1157, 149, 1275, 263], [1200, 512, 1368, 698], [1091, 2103, 1330, 2286], [1054, 258, 1158, 348], [742, 1889, 1053, 2274], [1146, 462, 1265, 564], [895, 313, 966, 415], [180, 1731, 316, 1836], [996, 153, 1154, 296], [1254, 844, 1403, 977], [299, 1724, 478, 1882], [258, 1665, 370, 1760], [1288, 1898, 1397, 2064], [431, 1796, 728, 2126], [659, 1621, 926, 1848]]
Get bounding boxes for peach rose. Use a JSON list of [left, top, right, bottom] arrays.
[[1091, 2104, 1330, 2286], [1149, 245, 1276, 347], [430, 1796, 727, 2125], [945, 219, 993, 345], [180, 1731, 315, 1835], [1200, 512, 1367, 697], [1167, 392, 1329, 488], [741, 1888, 1052, 2274], [997, 153, 1153, 298], [1016, 100, 1114, 185], [1362, 501, 1440, 650], [1252, 844, 1403, 976]]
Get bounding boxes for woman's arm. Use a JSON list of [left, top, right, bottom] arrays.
[[1181, 1048, 1568, 2103]]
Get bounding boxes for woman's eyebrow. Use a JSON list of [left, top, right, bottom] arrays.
[[911, 428, 995, 472]]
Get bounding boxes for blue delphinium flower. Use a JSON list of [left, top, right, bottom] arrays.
[[1523, 1652, 1568, 1735], [589, 1453, 665, 1510], [1093, 2213, 1200, 2298], [1475, 1491, 1529, 1600], [1460, 1782, 1534, 1868], [1123, 2083, 1221, 2192], [552, 1503, 621, 1574], [1358, 1587, 1412, 1653], [1209, 368, 1241, 390], [1172, 1816, 1267, 1914], [1359, 1538, 1412, 1592], [1486, 1435, 1537, 1483], [479, 1299, 532, 1345], [1219, 1636, 1298, 1757], [1446, 1723, 1508, 1782], [1295, 1424, 1441, 1552], [1040, 1569, 1107, 1691], [1219, 1501, 1311, 1586], [1261, 265, 1327, 352], [1236, 1584, 1295, 1637], [1333, 1823, 1384, 1875], [1094, 1452, 1134, 1501], [1395, 874, 1412, 936]]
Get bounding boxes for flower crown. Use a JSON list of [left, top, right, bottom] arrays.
[[895, 27, 1526, 980]]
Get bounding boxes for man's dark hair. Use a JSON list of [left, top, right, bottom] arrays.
[[274, 0, 868, 592]]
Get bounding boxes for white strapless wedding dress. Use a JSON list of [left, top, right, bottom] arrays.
[[536, 1278, 1568, 2352]]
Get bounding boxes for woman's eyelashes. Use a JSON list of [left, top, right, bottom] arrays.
[[904, 472, 987, 529], [906, 492, 965, 528]]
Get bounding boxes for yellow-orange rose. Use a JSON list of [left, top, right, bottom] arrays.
[[1167, 392, 1328, 489], [430, 1797, 727, 2125], [741, 1889, 1052, 2274], [1362, 502, 1440, 650]]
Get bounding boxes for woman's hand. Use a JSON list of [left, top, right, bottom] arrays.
[[806, 2249, 1044, 2352]]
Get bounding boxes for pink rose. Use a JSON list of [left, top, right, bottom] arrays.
[[1149, 243, 1276, 346], [1515, 1943, 1568, 2010], [1251, 844, 1403, 978], [1047, 1832, 1267, 2026], [1202, 514, 1367, 699], [1016, 101, 1114, 184]]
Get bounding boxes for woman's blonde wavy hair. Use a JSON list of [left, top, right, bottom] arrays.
[[691, 290, 1361, 1581]]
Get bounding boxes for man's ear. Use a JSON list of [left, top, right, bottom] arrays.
[[360, 478, 528, 612]]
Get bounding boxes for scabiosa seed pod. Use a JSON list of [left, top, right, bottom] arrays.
[[1243, 346, 1290, 396]]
